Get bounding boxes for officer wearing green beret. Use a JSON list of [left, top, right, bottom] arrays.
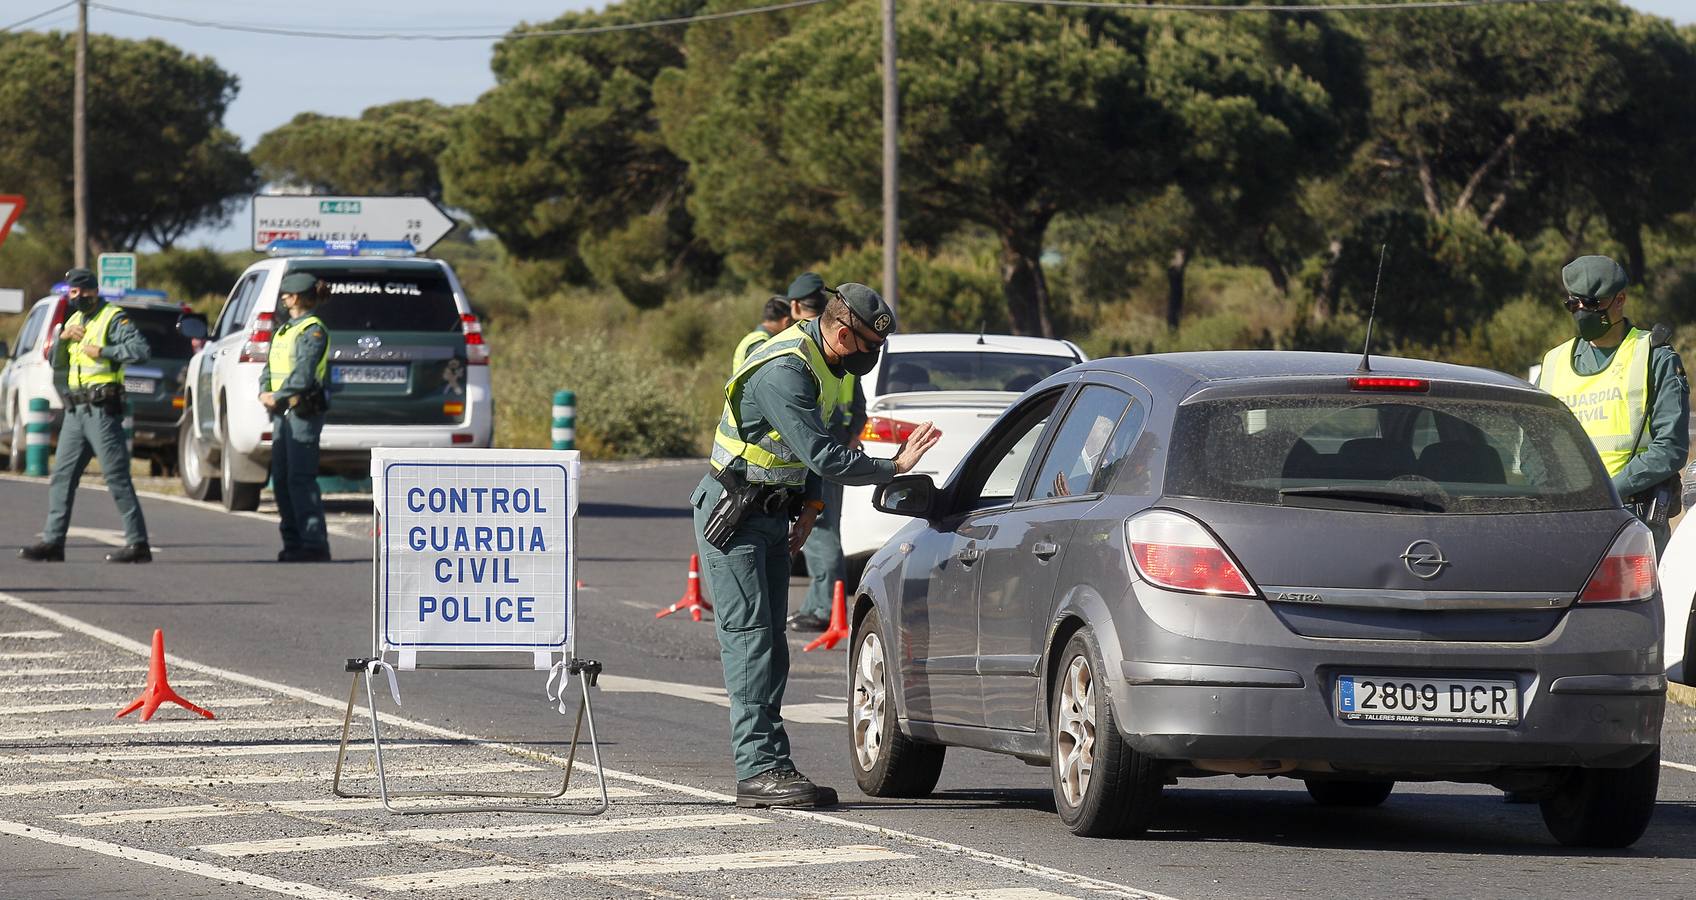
[[731, 297, 795, 372], [19, 269, 153, 563], [780, 272, 869, 632], [1538, 255, 1689, 554], [693, 282, 940, 807], [259, 272, 333, 562]]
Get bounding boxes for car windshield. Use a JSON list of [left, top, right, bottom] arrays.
[[125, 307, 196, 359], [1166, 394, 1613, 514], [293, 266, 462, 332], [878, 350, 1075, 394]]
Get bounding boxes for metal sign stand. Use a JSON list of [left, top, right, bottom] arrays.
[[331, 454, 609, 816]]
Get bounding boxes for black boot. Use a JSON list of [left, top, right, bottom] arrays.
[[17, 542, 64, 562], [105, 543, 151, 564], [279, 547, 332, 563], [786, 612, 831, 633], [736, 768, 839, 808]]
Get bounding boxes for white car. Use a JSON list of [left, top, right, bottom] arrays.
[[0, 293, 67, 471], [180, 246, 494, 510], [840, 333, 1086, 565]]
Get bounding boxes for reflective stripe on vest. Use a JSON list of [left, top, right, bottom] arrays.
[[710, 322, 834, 486], [731, 328, 772, 373], [1538, 328, 1653, 477], [66, 303, 123, 389], [269, 313, 330, 392]]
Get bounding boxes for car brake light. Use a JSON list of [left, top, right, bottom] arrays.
[[239, 311, 274, 363], [862, 415, 917, 444], [1125, 510, 1257, 598], [42, 298, 66, 361], [1349, 376, 1428, 393], [1578, 522, 1658, 604], [462, 314, 488, 365]]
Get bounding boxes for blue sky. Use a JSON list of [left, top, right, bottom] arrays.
[[13, 0, 1693, 250]]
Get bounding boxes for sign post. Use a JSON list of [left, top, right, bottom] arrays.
[[252, 195, 455, 253], [97, 252, 136, 292], [333, 447, 608, 816]]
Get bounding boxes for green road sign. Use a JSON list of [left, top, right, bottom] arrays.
[[97, 253, 137, 291]]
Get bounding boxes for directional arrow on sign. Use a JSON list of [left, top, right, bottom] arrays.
[[250, 195, 455, 253], [0, 195, 26, 250]]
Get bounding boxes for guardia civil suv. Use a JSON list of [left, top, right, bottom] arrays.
[[180, 242, 494, 510]]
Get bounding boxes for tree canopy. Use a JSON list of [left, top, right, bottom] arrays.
[[251, 100, 454, 201]]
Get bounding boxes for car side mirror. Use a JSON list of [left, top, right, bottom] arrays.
[[177, 314, 209, 340], [874, 474, 936, 519]]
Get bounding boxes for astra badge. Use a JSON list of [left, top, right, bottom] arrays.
[[1400, 540, 1451, 580], [356, 334, 382, 350]]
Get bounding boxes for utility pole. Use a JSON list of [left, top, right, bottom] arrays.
[[880, 0, 898, 313], [73, 0, 88, 268]]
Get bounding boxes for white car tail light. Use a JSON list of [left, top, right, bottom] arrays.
[[1578, 521, 1658, 604], [42, 297, 66, 361], [238, 310, 274, 363], [1125, 510, 1257, 598], [462, 314, 489, 365], [862, 415, 918, 444]]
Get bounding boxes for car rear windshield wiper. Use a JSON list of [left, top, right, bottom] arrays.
[[1277, 485, 1447, 512]]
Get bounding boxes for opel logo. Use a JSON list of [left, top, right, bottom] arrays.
[[1400, 540, 1451, 580], [356, 335, 382, 350]]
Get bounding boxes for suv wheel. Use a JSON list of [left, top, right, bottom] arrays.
[[1540, 748, 1659, 848], [1051, 628, 1161, 837], [218, 413, 262, 512], [850, 608, 945, 797], [1305, 779, 1394, 807], [178, 416, 220, 501]]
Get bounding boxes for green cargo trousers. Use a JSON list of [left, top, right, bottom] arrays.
[[43, 403, 148, 546], [691, 473, 794, 782], [798, 478, 844, 619]]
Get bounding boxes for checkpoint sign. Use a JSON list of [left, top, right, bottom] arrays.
[[375, 448, 578, 654]]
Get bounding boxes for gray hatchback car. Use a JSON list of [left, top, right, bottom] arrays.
[[851, 351, 1664, 847]]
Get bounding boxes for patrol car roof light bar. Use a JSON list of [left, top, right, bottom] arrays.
[[266, 239, 418, 258]]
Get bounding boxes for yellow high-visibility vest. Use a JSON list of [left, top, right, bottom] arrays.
[[731, 328, 773, 372], [1538, 327, 1653, 476], [65, 303, 124, 389], [269, 313, 330, 391], [711, 322, 836, 486]]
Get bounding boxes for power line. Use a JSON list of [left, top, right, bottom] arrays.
[[974, 0, 1571, 11], [85, 0, 835, 42], [3, 1, 76, 32]]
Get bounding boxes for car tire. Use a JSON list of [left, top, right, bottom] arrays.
[[1304, 779, 1394, 807], [850, 608, 945, 797], [178, 416, 220, 502], [1539, 748, 1660, 848], [218, 415, 261, 512], [1051, 628, 1161, 837]]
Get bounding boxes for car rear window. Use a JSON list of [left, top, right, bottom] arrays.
[[125, 307, 196, 359], [878, 351, 1075, 394], [294, 266, 462, 332], [1166, 395, 1613, 514]]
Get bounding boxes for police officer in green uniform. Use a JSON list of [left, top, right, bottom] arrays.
[[693, 283, 940, 807], [731, 297, 794, 372], [19, 269, 152, 563], [1537, 255, 1689, 554], [258, 272, 333, 563], [779, 273, 870, 632]]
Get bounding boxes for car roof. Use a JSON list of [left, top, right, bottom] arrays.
[[1082, 350, 1534, 393], [884, 333, 1080, 356], [112, 298, 186, 313]]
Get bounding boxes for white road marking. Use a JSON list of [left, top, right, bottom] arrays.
[[0, 630, 61, 640], [828, 892, 1082, 900], [66, 526, 141, 549], [201, 812, 768, 857], [59, 788, 651, 826], [0, 762, 538, 796], [0, 652, 66, 661], [0, 590, 1180, 900], [0, 666, 145, 678], [11, 739, 407, 762], [0, 696, 270, 715], [1662, 759, 1696, 774], [0, 818, 365, 900], [783, 701, 848, 724], [0, 678, 214, 696], [355, 845, 912, 892], [600, 674, 846, 724], [269, 790, 640, 812], [1, 475, 366, 542], [0, 716, 343, 742]]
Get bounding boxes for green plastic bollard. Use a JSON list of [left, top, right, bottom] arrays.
[[24, 397, 50, 476], [551, 390, 576, 451]]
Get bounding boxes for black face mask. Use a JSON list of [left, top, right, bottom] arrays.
[[843, 347, 880, 377], [1573, 308, 1612, 342], [73, 293, 99, 317]]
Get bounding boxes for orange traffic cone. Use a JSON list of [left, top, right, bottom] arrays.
[[804, 580, 850, 652], [116, 629, 216, 721], [656, 554, 714, 622]]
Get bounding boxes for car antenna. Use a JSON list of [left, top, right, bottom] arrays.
[[1357, 243, 1387, 374], [977, 321, 986, 345]]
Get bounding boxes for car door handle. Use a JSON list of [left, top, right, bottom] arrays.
[[1032, 541, 1060, 560], [956, 547, 982, 566]]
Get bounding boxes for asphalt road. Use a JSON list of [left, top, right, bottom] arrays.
[[1, 463, 1695, 900]]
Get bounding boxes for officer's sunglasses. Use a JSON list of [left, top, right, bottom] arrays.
[[1564, 293, 1608, 312]]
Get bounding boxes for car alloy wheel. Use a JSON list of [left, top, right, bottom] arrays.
[[849, 607, 945, 797], [1055, 655, 1096, 807], [852, 630, 888, 771]]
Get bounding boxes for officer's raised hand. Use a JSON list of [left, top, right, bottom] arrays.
[[60, 321, 85, 343], [893, 421, 942, 474]]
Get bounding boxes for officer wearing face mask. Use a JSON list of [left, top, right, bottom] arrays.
[[1537, 255, 1689, 554], [691, 282, 941, 809]]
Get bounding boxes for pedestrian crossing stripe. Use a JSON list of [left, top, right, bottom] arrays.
[[0, 678, 215, 696], [199, 812, 768, 857], [0, 716, 344, 741], [354, 845, 914, 892], [0, 696, 270, 716], [0, 762, 538, 796], [60, 789, 649, 826]]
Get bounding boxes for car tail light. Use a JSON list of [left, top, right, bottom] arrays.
[[452, 433, 474, 444], [1578, 522, 1658, 604], [239, 310, 274, 363], [1125, 510, 1257, 598], [42, 297, 67, 361], [462, 314, 488, 365], [862, 416, 918, 444], [1349, 376, 1428, 393]]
